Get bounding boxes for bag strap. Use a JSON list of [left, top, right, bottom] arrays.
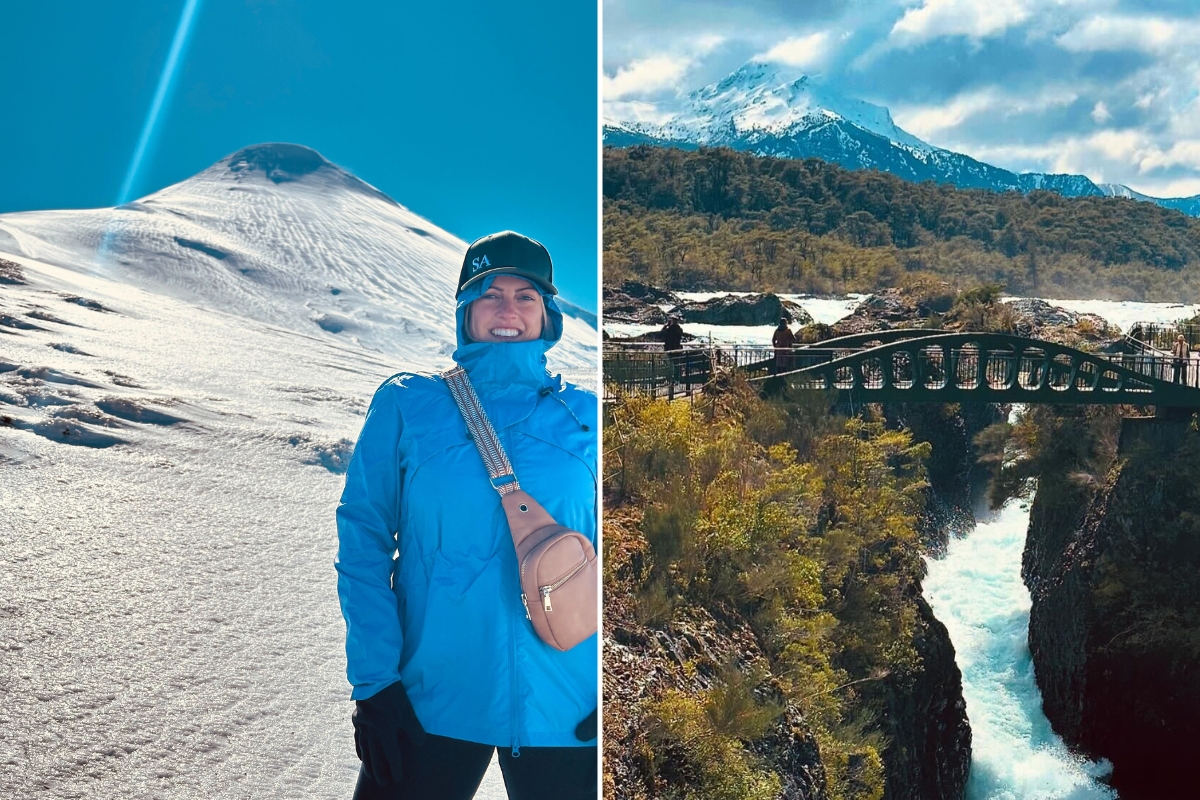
[[442, 365, 521, 495]]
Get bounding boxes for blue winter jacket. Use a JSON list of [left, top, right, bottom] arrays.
[[335, 275, 598, 753]]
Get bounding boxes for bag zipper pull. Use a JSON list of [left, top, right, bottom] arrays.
[[520, 593, 531, 620], [541, 586, 553, 612]]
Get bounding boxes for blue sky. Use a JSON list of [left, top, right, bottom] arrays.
[[604, 0, 1200, 199], [0, 1, 598, 310]]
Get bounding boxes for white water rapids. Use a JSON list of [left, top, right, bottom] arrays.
[[920, 295, 1194, 799], [921, 297, 1196, 798], [924, 499, 1116, 799]]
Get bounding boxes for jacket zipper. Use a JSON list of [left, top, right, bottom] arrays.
[[510, 620, 520, 757]]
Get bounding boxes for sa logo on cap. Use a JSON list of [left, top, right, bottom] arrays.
[[471, 254, 491, 273]]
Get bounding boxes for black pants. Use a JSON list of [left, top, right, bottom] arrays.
[[351, 733, 597, 800]]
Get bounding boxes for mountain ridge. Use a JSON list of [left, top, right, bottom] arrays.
[[605, 63, 1200, 216]]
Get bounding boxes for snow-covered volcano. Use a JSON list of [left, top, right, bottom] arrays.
[[0, 142, 596, 374], [605, 62, 1200, 216], [0, 144, 594, 800]]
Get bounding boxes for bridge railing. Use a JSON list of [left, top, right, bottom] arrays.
[[603, 346, 717, 401], [1128, 321, 1200, 351], [806, 348, 1200, 392], [604, 341, 1200, 399]]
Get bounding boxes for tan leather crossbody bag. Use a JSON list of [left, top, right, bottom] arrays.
[[443, 366, 598, 652]]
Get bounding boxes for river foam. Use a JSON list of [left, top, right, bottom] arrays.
[[924, 501, 1116, 799]]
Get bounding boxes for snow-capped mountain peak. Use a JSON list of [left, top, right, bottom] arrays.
[[629, 61, 934, 154], [604, 63, 1200, 217]]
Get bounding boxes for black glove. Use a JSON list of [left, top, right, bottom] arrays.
[[352, 681, 427, 786], [575, 708, 597, 742]]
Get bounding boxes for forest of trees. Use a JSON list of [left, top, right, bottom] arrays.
[[604, 146, 1200, 301]]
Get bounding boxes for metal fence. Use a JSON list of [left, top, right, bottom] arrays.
[[1127, 321, 1200, 351], [807, 348, 1200, 392], [604, 342, 1200, 399], [602, 346, 716, 401]]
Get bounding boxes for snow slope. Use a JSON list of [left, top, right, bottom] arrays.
[[0, 144, 597, 799], [0, 142, 596, 377]]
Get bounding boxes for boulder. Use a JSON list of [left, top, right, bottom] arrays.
[[830, 287, 941, 337], [677, 293, 814, 326], [618, 280, 677, 305], [603, 281, 679, 324], [994, 298, 1114, 346]]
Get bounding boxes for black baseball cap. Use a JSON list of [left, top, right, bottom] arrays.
[[457, 231, 557, 297]]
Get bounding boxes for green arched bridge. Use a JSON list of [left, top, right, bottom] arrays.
[[603, 329, 1200, 408]]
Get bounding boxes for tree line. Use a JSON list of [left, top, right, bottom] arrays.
[[604, 146, 1200, 301]]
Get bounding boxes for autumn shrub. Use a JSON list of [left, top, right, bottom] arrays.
[[605, 385, 930, 800], [648, 675, 783, 800]]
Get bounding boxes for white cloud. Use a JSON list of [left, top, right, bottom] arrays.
[[602, 55, 693, 100], [1056, 15, 1200, 55], [890, 0, 1033, 47], [1129, 175, 1200, 198], [960, 141, 1061, 168], [1078, 129, 1147, 166], [1139, 139, 1200, 173], [601, 35, 726, 101], [692, 34, 727, 56], [1091, 101, 1111, 124], [755, 31, 833, 70], [894, 91, 998, 138], [1134, 91, 1158, 111], [972, 128, 1200, 195], [602, 100, 676, 126], [892, 84, 1078, 141]]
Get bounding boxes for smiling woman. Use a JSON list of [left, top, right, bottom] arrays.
[[335, 230, 598, 800], [469, 275, 547, 342]]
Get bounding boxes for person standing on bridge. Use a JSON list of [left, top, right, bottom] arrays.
[[660, 315, 685, 353], [772, 317, 796, 374], [1173, 334, 1190, 385], [660, 315, 687, 384]]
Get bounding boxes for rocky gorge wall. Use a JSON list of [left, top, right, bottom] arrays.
[[603, 517, 971, 800], [1023, 417, 1200, 797], [867, 401, 998, 798], [871, 593, 971, 799]]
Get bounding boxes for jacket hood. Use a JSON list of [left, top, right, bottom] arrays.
[[452, 273, 564, 391]]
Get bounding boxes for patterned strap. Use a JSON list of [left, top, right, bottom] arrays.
[[442, 366, 521, 495]]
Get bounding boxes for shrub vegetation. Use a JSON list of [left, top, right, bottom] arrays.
[[604, 380, 930, 799]]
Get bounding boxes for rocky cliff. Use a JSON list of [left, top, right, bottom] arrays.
[[603, 513, 970, 800], [871, 594, 971, 799], [1024, 417, 1200, 797]]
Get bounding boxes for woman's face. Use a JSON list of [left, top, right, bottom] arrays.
[[468, 275, 545, 342]]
